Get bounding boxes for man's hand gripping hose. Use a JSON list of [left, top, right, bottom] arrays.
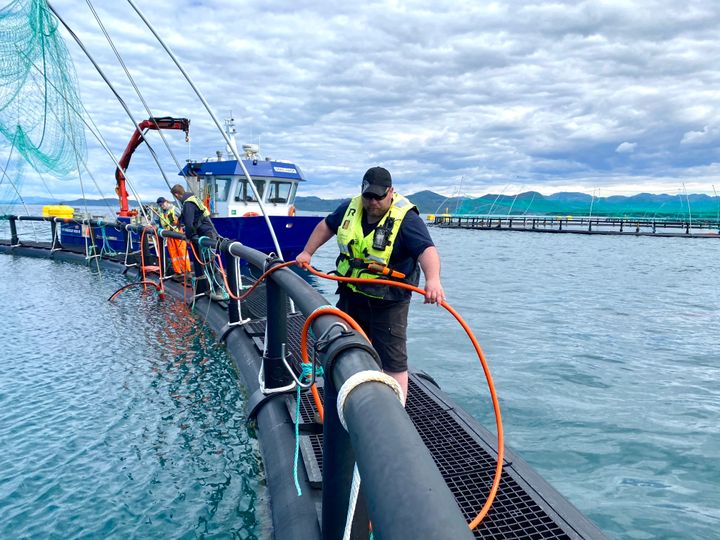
[[297, 262, 503, 530]]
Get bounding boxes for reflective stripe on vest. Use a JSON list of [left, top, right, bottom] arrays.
[[336, 193, 416, 299], [159, 206, 178, 230], [185, 195, 211, 218]]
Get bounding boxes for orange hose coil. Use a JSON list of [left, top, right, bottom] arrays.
[[214, 257, 503, 530]]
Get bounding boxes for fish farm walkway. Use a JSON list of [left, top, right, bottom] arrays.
[[429, 215, 720, 238], [241, 282, 606, 539], [0, 238, 607, 538]]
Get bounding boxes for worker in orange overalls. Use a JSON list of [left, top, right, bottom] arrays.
[[156, 196, 192, 276]]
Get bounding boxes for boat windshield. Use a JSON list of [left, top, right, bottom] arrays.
[[235, 178, 266, 202], [267, 180, 296, 204], [213, 176, 232, 201]]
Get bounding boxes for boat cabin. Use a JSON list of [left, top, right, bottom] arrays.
[[180, 153, 303, 218], [179, 120, 304, 218]]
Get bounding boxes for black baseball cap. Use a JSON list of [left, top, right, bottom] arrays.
[[156, 197, 168, 205], [362, 166, 392, 197]]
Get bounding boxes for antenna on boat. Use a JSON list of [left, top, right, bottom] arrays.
[[126, 0, 286, 260], [224, 117, 239, 158]]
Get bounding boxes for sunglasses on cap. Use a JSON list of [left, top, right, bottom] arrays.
[[362, 188, 390, 201]]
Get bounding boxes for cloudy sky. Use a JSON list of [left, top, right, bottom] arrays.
[[4, 0, 720, 201]]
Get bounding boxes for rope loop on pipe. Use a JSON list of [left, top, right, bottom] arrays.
[[336, 370, 403, 431]]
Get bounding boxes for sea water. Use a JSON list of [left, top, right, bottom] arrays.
[[310, 227, 720, 539], [0, 256, 270, 539], [1, 220, 719, 539]]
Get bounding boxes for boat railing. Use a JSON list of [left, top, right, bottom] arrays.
[[430, 213, 720, 236]]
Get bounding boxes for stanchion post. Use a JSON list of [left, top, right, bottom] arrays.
[[226, 253, 241, 325], [264, 269, 293, 389], [10, 216, 18, 245]]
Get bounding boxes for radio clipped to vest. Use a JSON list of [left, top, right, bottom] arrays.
[[372, 217, 395, 250]]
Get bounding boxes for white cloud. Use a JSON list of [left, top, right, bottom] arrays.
[[2, 0, 720, 201], [681, 125, 719, 145], [616, 141, 637, 153]]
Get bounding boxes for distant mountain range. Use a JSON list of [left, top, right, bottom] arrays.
[[294, 190, 720, 217], [5, 191, 719, 217]]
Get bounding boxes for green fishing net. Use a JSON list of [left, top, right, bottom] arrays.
[[451, 192, 720, 219], [0, 0, 86, 189]]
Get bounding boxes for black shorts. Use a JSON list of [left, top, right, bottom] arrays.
[[337, 292, 410, 373]]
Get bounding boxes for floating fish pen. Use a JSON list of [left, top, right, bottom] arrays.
[[0, 216, 607, 539], [429, 214, 720, 238]]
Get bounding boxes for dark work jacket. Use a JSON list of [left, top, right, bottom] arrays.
[[178, 193, 218, 239]]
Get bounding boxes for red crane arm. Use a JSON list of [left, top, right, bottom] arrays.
[[114, 116, 190, 217]]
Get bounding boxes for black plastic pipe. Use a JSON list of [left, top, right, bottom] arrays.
[[324, 342, 474, 540], [263, 263, 293, 390]]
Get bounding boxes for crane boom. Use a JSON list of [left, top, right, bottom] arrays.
[[114, 116, 190, 217]]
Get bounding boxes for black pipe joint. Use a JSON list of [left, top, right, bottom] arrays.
[[317, 329, 381, 393], [218, 237, 236, 254], [263, 252, 285, 271]]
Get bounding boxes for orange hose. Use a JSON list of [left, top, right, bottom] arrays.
[[108, 280, 161, 301], [189, 253, 502, 529], [300, 264, 503, 530], [187, 237, 220, 268], [299, 307, 370, 423], [215, 257, 295, 301]]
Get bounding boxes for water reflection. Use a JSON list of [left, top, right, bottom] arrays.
[[0, 257, 269, 539]]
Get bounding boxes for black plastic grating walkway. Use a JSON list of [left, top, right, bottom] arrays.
[[235, 297, 603, 539], [237, 279, 268, 319], [405, 378, 572, 539], [447, 470, 569, 539], [294, 385, 324, 425], [410, 409, 499, 476]]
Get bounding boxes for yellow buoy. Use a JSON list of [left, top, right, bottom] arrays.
[[42, 205, 75, 218]]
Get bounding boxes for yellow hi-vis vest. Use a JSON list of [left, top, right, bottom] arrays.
[[336, 193, 418, 299], [185, 195, 211, 218], [158, 206, 179, 230]]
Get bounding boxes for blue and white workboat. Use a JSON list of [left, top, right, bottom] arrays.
[[180, 120, 322, 260], [60, 118, 322, 261]]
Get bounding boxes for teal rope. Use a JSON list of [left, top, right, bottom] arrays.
[[293, 361, 324, 496], [198, 239, 228, 298], [99, 224, 118, 256], [293, 385, 303, 497]]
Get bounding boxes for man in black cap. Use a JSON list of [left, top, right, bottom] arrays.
[[155, 197, 177, 230], [296, 166, 444, 402]]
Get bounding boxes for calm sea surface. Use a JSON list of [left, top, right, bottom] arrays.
[[1, 216, 719, 539]]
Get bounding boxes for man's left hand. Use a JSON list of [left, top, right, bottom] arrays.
[[423, 277, 445, 305]]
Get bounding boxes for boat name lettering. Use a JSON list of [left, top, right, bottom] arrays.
[[273, 166, 296, 174]]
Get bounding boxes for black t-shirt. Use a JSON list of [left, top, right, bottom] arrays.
[[325, 199, 435, 289]]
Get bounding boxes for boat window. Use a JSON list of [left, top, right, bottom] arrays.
[[213, 176, 232, 202], [235, 179, 265, 202], [268, 180, 294, 204], [287, 182, 298, 204]]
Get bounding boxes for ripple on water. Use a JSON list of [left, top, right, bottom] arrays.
[[0, 256, 269, 539]]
